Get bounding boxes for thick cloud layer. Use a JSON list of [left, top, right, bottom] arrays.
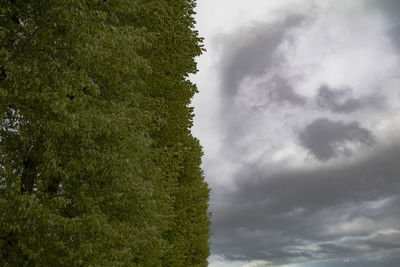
[[211, 144, 400, 264], [192, 1, 400, 266]]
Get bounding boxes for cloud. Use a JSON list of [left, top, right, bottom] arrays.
[[315, 85, 386, 114], [216, 13, 311, 151], [197, 1, 400, 266], [367, 0, 400, 54], [210, 143, 400, 265], [298, 118, 376, 161], [316, 86, 361, 113], [367, 0, 400, 26], [388, 25, 400, 54], [218, 14, 308, 102], [260, 75, 307, 106]]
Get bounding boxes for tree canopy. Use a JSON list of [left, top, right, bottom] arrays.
[[0, 0, 210, 266]]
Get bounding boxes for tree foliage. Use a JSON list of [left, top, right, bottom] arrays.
[[0, 0, 209, 265]]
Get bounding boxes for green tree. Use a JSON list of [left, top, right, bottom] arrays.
[[0, 0, 209, 266]]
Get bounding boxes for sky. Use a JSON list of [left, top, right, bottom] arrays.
[[190, 0, 400, 266]]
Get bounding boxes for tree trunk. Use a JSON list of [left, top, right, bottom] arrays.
[[21, 157, 35, 194]]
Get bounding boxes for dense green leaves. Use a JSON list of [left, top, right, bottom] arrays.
[[0, 0, 209, 265]]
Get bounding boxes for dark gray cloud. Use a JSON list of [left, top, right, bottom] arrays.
[[217, 14, 310, 149], [367, 0, 400, 26], [388, 25, 400, 54], [368, 0, 400, 54], [316, 85, 386, 113], [316, 86, 361, 113], [261, 75, 307, 106], [211, 144, 400, 265], [218, 14, 308, 101], [299, 255, 400, 267], [298, 118, 375, 161]]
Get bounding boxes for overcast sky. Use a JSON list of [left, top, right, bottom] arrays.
[[190, 1, 400, 266]]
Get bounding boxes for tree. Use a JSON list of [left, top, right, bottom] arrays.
[[0, 0, 209, 265]]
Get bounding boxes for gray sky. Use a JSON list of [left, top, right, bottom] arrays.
[[191, 1, 400, 266]]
